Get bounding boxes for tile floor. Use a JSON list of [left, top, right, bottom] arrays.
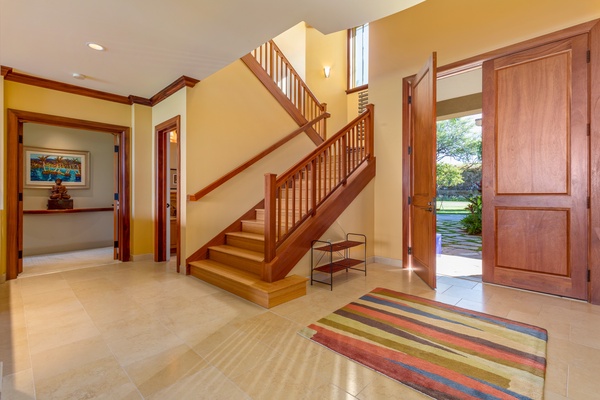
[[1, 255, 600, 399]]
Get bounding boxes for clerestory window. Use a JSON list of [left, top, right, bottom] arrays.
[[348, 23, 369, 91]]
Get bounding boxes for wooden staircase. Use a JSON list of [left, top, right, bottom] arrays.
[[188, 206, 307, 309]]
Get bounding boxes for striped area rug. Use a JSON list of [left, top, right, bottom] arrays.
[[299, 288, 547, 400]]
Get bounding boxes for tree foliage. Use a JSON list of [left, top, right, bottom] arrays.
[[436, 118, 481, 167], [437, 163, 464, 189]]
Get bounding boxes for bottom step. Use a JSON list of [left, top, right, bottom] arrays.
[[189, 259, 307, 308]]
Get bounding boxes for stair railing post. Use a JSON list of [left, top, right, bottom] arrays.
[[341, 134, 348, 185], [311, 159, 317, 216], [322, 103, 328, 139], [264, 173, 277, 264], [366, 104, 374, 160]]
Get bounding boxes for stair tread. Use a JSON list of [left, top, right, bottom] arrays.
[[189, 259, 307, 293], [226, 231, 264, 241], [209, 244, 264, 261]]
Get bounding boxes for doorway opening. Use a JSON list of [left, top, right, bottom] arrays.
[[20, 124, 118, 277], [435, 69, 483, 283], [6, 109, 131, 280]]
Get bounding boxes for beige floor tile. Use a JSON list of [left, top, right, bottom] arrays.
[[124, 344, 209, 398], [148, 366, 250, 400], [105, 326, 186, 367], [356, 374, 432, 400], [4, 252, 600, 399], [1, 369, 36, 400], [303, 383, 359, 400], [34, 356, 136, 400], [30, 336, 113, 382]]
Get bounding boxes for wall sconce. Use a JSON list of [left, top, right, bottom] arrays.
[[323, 66, 331, 78]]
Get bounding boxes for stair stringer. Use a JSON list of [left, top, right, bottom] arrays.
[[264, 157, 376, 282]]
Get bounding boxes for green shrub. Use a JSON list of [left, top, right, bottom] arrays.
[[460, 183, 482, 235]]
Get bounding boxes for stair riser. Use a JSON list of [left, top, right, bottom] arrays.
[[209, 249, 262, 275], [190, 266, 271, 308], [226, 235, 264, 253], [189, 265, 307, 308]]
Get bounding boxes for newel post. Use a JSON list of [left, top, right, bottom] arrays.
[[264, 173, 277, 263], [366, 104, 375, 160]]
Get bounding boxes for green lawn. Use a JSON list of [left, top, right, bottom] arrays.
[[436, 200, 469, 214]]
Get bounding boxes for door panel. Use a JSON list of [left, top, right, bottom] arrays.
[[410, 53, 437, 289], [482, 35, 589, 299]]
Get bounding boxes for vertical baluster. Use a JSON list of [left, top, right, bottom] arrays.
[[264, 173, 277, 263]]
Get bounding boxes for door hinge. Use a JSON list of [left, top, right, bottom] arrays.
[[114, 241, 119, 248], [588, 269, 591, 282], [408, 196, 412, 205], [18, 193, 23, 202], [408, 96, 412, 105], [588, 196, 591, 209], [408, 146, 412, 155], [587, 50, 591, 63], [114, 145, 119, 153], [408, 247, 412, 255], [114, 193, 119, 201], [588, 123, 591, 136], [18, 135, 23, 144], [18, 250, 23, 259]]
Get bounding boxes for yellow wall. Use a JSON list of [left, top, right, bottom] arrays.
[[273, 22, 307, 81], [131, 104, 154, 257], [306, 27, 348, 135], [369, 0, 600, 261], [185, 59, 314, 257]]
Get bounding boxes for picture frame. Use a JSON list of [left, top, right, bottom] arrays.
[[24, 147, 90, 189], [170, 169, 178, 189]]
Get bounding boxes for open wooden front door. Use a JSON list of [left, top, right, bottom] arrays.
[[482, 35, 589, 299], [409, 53, 438, 289]]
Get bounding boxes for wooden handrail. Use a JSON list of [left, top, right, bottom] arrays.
[[263, 104, 374, 263], [188, 113, 330, 201], [249, 40, 327, 139]]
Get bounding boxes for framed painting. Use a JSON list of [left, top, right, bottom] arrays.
[[24, 147, 90, 189], [170, 169, 178, 189]]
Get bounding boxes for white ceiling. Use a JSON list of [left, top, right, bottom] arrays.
[[0, 0, 424, 99]]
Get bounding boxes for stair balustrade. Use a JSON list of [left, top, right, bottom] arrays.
[[249, 40, 327, 139], [264, 104, 374, 262]]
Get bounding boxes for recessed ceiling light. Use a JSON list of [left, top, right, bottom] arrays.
[[72, 73, 86, 80], [86, 42, 105, 51]]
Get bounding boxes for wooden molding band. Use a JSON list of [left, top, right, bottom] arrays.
[[1, 65, 200, 107], [150, 76, 200, 106], [346, 84, 368, 95], [23, 207, 113, 214]]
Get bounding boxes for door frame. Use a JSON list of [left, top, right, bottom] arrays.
[[402, 18, 600, 304], [6, 109, 131, 279], [154, 116, 180, 269]]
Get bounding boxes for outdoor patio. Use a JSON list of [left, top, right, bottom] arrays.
[[436, 214, 482, 281]]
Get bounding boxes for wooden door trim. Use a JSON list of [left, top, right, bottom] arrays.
[[590, 21, 600, 304], [154, 116, 180, 268], [6, 109, 131, 279], [402, 76, 414, 269]]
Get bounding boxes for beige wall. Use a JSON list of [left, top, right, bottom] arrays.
[[369, 0, 600, 261], [184, 59, 314, 258], [306, 27, 348, 135], [131, 104, 154, 257], [273, 22, 307, 81]]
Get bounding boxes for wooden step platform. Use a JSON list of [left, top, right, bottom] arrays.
[[189, 259, 307, 308]]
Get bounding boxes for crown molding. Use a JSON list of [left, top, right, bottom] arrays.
[[150, 75, 200, 106], [0, 65, 200, 107]]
